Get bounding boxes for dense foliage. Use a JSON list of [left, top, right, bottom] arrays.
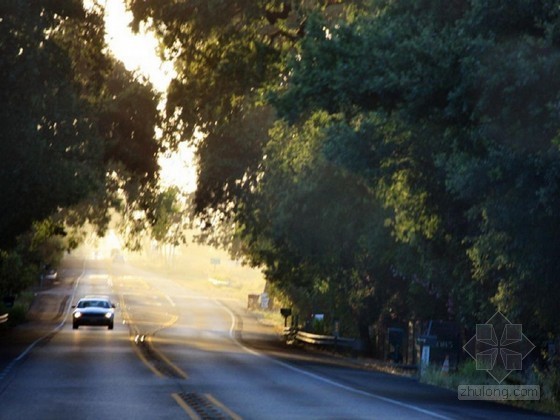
[[0, 1, 162, 294], [270, 1, 560, 343], [127, 0, 560, 349]]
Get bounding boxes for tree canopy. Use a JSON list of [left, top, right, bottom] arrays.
[[126, 0, 560, 347], [270, 0, 560, 339], [0, 1, 162, 293]]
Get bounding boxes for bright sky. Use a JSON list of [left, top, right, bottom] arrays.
[[103, 0, 172, 93], [95, 0, 197, 193]]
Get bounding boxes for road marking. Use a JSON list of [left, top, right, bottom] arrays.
[[119, 294, 167, 379], [119, 290, 186, 379], [218, 302, 452, 420], [146, 335, 188, 379], [129, 335, 164, 379], [165, 294, 176, 307], [172, 393, 201, 419], [205, 394, 242, 420]]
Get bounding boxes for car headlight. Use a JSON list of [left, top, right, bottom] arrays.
[[74, 312, 82, 318], [105, 312, 113, 319]]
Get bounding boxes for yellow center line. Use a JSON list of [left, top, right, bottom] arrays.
[[147, 335, 188, 379], [119, 294, 164, 378], [118, 292, 186, 379], [205, 393, 243, 420], [129, 335, 164, 378], [171, 393, 201, 419], [162, 313, 179, 329]]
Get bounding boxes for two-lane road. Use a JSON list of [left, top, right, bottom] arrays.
[[0, 258, 551, 419]]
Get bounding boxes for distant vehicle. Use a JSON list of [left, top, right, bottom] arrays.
[[72, 297, 115, 330], [42, 267, 57, 281]]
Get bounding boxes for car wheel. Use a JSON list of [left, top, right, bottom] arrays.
[[108, 322, 114, 330]]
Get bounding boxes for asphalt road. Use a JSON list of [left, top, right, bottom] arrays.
[[0, 256, 553, 419]]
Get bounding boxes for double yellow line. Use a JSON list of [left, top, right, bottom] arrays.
[[119, 294, 186, 379], [119, 293, 240, 418]]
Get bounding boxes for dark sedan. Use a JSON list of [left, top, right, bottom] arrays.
[[72, 297, 115, 330]]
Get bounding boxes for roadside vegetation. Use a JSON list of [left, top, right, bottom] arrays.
[[421, 360, 560, 415]]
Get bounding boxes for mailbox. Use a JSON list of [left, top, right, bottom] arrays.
[[280, 308, 292, 318]]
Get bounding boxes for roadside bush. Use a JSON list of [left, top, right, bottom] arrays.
[[532, 363, 560, 415], [0, 249, 38, 297], [420, 360, 491, 389], [421, 359, 560, 416]]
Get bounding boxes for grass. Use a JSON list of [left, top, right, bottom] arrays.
[[420, 360, 492, 389], [419, 360, 560, 416]]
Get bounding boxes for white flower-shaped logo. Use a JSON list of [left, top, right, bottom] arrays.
[[463, 311, 535, 383]]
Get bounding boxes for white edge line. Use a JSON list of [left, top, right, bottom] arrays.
[[219, 302, 452, 420]]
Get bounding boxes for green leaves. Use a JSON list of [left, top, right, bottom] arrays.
[[0, 1, 162, 281], [0, 3, 102, 247], [266, 0, 560, 337], [126, 0, 560, 343]]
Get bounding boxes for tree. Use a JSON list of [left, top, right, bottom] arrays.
[[0, 1, 164, 294], [272, 0, 560, 340], [151, 187, 190, 250], [126, 0, 560, 347], [0, 1, 163, 248], [0, 1, 103, 248], [126, 0, 365, 225]]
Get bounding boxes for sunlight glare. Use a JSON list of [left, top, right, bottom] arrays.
[[90, 0, 196, 193], [159, 143, 197, 193], [103, 0, 174, 93]]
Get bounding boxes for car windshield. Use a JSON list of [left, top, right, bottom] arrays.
[[77, 300, 110, 309]]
